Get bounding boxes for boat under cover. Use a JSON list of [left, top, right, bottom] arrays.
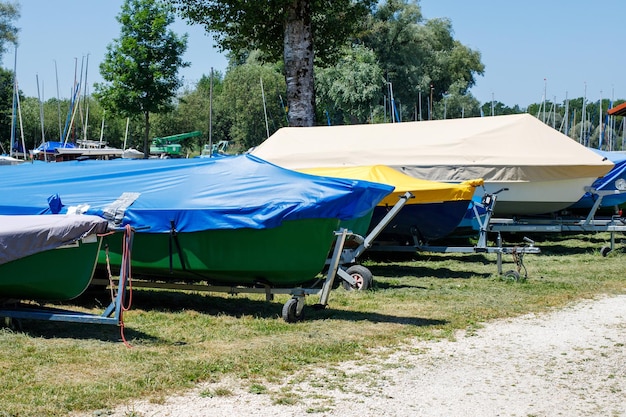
[[0, 155, 393, 286], [250, 114, 614, 217], [299, 165, 483, 243], [0, 214, 108, 300]]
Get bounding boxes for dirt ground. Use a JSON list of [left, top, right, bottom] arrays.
[[92, 294, 626, 417]]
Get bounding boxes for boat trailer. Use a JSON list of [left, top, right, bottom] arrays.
[[90, 227, 356, 324], [365, 190, 542, 281], [488, 189, 626, 257], [0, 226, 135, 329]]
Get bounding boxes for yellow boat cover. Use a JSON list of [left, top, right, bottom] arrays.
[[300, 165, 483, 206]]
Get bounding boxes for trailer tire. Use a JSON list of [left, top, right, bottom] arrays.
[[600, 246, 612, 257], [502, 270, 521, 282], [282, 298, 304, 323], [342, 265, 373, 291]]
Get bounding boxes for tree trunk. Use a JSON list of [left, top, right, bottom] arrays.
[[284, 0, 315, 127], [143, 111, 150, 158]]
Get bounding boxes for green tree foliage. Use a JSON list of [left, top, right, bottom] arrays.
[[7, 95, 126, 154], [434, 81, 482, 120], [0, 1, 18, 57], [480, 101, 524, 118], [0, 66, 15, 153], [94, 0, 189, 157], [166, 0, 375, 127], [360, 0, 484, 121], [152, 71, 227, 155], [0, 1, 18, 154], [218, 62, 286, 151], [315, 44, 384, 124]]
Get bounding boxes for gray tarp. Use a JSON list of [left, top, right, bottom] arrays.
[[0, 215, 109, 265]]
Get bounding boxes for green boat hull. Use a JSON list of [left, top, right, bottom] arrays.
[[0, 238, 103, 301], [98, 218, 341, 287]]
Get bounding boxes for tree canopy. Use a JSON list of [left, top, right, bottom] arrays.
[[0, 1, 18, 57], [315, 44, 384, 124], [166, 0, 375, 127], [95, 0, 189, 157], [359, 0, 484, 121]]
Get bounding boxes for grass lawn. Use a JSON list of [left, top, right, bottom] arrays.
[[1, 231, 625, 416]]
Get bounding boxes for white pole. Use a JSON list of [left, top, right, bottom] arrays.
[[54, 60, 62, 141], [418, 90, 422, 121], [260, 77, 270, 138], [10, 46, 17, 157], [542, 78, 546, 123], [564, 91, 569, 136], [580, 82, 586, 144], [99, 110, 105, 143], [208, 67, 213, 155], [123, 117, 129, 150], [599, 90, 603, 149], [389, 82, 396, 123], [36, 74, 46, 147], [83, 54, 90, 142], [15, 81, 26, 161]]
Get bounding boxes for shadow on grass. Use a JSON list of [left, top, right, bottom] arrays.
[[1, 307, 157, 344], [47, 285, 448, 329], [309, 307, 447, 327], [365, 263, 492, 280]]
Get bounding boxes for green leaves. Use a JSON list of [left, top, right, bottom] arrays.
[[94, 0, 189, 154], [0, 1, 19, 55]]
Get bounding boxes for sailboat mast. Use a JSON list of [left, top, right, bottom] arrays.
[[208, 67, 213, 156], [580, 82, 586, 144], [15, 82, 26, 161], [599, 90, 603, 149], [99, 110, 105, 144], [36, 74, 46, 160], [260, 76, 269, 138], [10, 46, 17, 158], [55, 60, 62, 141], [83, 54, 89, 142], [564, 92, 569, 136], [123, 116, 129, 150]]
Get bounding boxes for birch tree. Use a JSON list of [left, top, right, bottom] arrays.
[[167, 0, 374, 127]]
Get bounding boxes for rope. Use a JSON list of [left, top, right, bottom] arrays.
[[511, 249, 528, 279], [119, 224, 134, 348]]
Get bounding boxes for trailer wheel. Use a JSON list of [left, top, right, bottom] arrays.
[[600, 246, 612, 257], [502, 270, 521, 282], [282, 297, 304, 323], [342, 265, 373, 291]]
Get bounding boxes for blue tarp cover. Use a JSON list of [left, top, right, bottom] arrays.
[[0, 155, 393, 233], [571, 150, 626, 209], [33, 141, 76, 152]]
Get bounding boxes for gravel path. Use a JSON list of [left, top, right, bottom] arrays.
[[100, 294, 626, 417]]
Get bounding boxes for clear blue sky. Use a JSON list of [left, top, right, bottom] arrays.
[[2, 0, 227, 101], [4, 0, 626, 108]]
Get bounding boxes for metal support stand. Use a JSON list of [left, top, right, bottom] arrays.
[[0, 227, 134, 325], [365, 190, 541, 276]]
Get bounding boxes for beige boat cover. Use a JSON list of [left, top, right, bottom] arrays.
[[251, 114, 614, 183], [299, 165, 483, 206]]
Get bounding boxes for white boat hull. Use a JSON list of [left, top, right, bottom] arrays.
[[476, 177, 599, 216]]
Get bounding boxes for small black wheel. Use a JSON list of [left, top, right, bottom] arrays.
[[502, 270, 521, 282], [3, 316, 22, 331], [342, 265, 373, 291], [282, 297, 304, 323], [600, 246, 612, 257]]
